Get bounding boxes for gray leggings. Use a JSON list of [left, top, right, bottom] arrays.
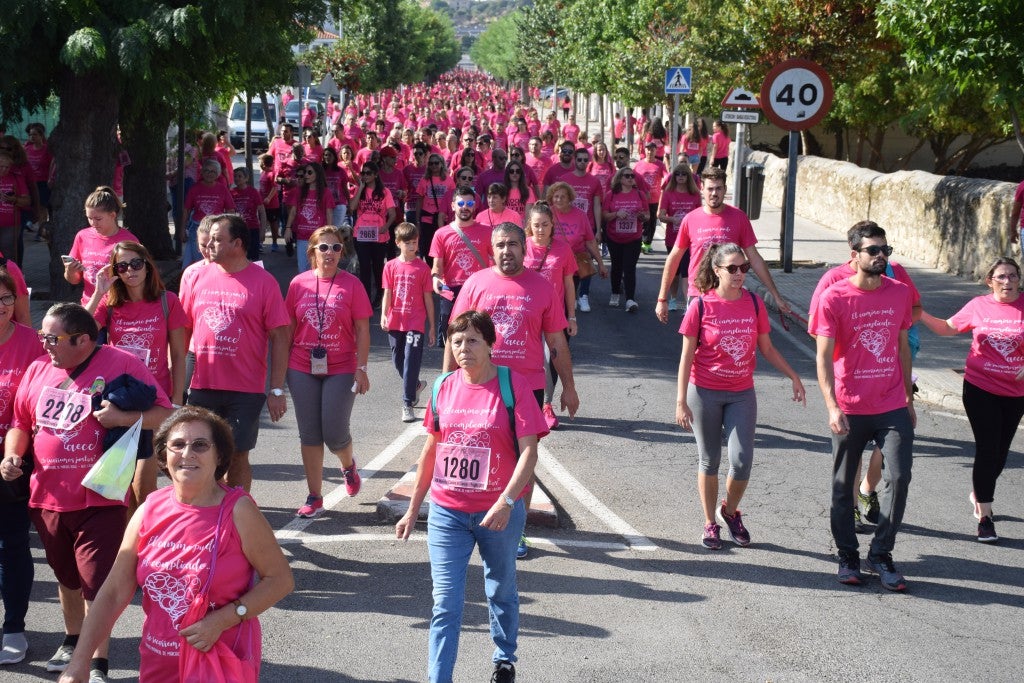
[[286, 369, 357, 452], [688, 384, 757, 480]]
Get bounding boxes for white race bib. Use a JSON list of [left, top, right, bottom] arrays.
[[35, 386, 92, 431], [356, 226, 378, 242], [433, 442, 491, 492]]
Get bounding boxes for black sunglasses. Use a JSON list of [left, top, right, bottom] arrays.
[[718, 263, 751, 274], [114, 257, 146, 273], [858, 245, 893, 257]]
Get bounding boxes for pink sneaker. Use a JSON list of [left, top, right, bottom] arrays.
[[342, 461, 361, 497], [297, 494, 323, 518], [542, 403, 559, 430]]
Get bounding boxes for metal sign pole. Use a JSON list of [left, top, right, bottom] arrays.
[[671, 94, 680, 170], [731, 123, 745, 207], [783, 130, 798, 273]]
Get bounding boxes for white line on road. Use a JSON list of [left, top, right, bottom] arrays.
[[928, 410, 969, 422], [536, 443, 658, 551], [279, 532, 633, 552], [275, 422, 423, 541], [770, 314, 817, 362]]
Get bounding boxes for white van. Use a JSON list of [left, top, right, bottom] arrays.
[[227, 93, 280, 151]]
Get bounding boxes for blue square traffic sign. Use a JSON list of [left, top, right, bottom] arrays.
[[665, 67, 692, 95]]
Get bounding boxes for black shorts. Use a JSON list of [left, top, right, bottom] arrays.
[[266, 207, 281, 223], [187, 388, 266, 452]]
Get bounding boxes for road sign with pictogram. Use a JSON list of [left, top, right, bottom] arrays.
[[721, 87, 760, 109], [665, 67, 692, 95], [760, 59, 833, 131]]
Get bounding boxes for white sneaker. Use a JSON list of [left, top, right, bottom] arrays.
[[578, 295, 591, 312], [401, 405, 416, 423], [0, 632, 28, 665], [609, 294, 620, 307], [668, 297, 679, 312], [626, 299, 639, 313]]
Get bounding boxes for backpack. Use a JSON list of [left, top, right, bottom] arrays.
[[695, 289, 760, 346], [430, 365, 519, 458]]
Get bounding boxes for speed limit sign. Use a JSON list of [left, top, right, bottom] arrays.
[[760, 59, 833, 131]]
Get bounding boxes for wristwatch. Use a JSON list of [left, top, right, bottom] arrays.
[[269, 388, 284, 397], [233, 599, 248, 620], [356, 365, 368, 373], [503, 494, 515, 508]]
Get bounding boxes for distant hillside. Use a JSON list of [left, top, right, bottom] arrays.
[[430, 0, 531, 38]]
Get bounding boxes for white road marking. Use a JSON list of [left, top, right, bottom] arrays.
[[770, 314, 817, 361], [928, 410, 969, 422], [275, 422, 423, 541], [280, 532, 633, 552], [536, 443, 658, 551]]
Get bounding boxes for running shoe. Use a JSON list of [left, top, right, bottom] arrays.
[[45, 644, 74, 672], [858, 490, 880, 525], [977, 516, 998, 543], [837, 551, 863, 585], [517, 534, 529, 559], [667, 297, 678, 312], [296, 494, 323, 518], [342, 461, 362, 497], [865, 552, 907, 591], [271, 243, 279, 253], [715, 503, 751, 546], [625, 299, 638, 313], [0, 632, 28, 665], [542, 403, 559, 430], [413, 380, 427, 407], [285, 241, 294, 257], [701, 522, 722, 550], [854, 505, 868, 534], [641, 242, 652, 254], [491, 660, 516, 682], [609, 293, 620, 307], [578, 294, 591, 312], [402, 405, 416, 423], [969, 491, 991, 521], [89, 669, 109, 683]]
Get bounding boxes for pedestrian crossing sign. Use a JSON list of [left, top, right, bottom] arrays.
[[665, 67, 692, 95]]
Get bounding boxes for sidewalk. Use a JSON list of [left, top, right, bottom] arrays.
[[742, 201, 984, 413]]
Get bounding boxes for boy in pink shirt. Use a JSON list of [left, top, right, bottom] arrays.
[[381, 223, 436, 423]]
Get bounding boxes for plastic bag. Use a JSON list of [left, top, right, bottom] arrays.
[[81, 417, 141, 500]]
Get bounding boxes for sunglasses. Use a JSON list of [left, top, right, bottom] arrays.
[[674, 171, 689, 177], [166, 438, 213, 454], [360, 171, 374, 177], [456, 199, 476, 208], [458, 176, 474, 182], [428, 161, 440, 166], [304, 169, 316, 176], [114, 257, 146, 273], [38, 332, 83, 346], [316, 243, 343, 253], [858, 245, 893, 257], [718, 263, 751, 274], [621, 173, 635, 179], [508, 169, 522, 175], [575, 157, 589, 162]]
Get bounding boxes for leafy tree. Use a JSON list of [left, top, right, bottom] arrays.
[[470, 13, 526, 82]]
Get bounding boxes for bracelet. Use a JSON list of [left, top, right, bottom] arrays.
[[657, 298, 668, 303], [568, 317, 576, 322]]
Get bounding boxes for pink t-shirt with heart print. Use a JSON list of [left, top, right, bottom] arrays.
[[285, 269, 372, 374], [949, 294, 1024, 397], [680, 290, 769, 391], [69, 227, 140, 305]]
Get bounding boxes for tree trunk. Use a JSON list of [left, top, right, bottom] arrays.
[[120, 100, 175, 259], [48, 68, 120, 301]]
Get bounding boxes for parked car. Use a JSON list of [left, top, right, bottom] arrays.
[[540, 86, 570, 101], [284, 99, 325, 136], [227, 94, 279, 151]]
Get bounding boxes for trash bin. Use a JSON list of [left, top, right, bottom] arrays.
[[739, 163, 765, 220]]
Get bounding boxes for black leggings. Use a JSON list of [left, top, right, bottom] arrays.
[[962, 379, 1024, 503], [642, 203, 658, 244], [355, 241, 387, 300], [607, 239, 642, 299]]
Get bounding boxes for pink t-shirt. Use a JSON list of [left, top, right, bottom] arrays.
[[542, 164, 573, 189], [810, 278, 913, 415], [424, 369, 548, 513], [0, 324, 44, 436], [287, 187, 335, 241], [674, 205, 757, 296], [429, 222, 493, 286], [565, 173, 602, 223], [478, 207, 523, 228], [417, 176, 454, 224], [12, 346, 172, 511], [949, 294, 1024, 397], [268, 138, 294, 173], [562, 124, 580, 143], [259, 170, 280, 210], [382, 258, 433, 333], [808, 261, 921, 330], [505, 186, 535, 216], [452, 267, 567, 390], [659, 189, 702, 247], [69, 227, 140, 305], [136, 486, 260, 682], [184, 181, 235, 223], [524, 239, 577, 309], [180, 263, 290, 393], [634, 160, 664, 203], [285, 269, 372, 375], [525, 153, 550, 182], [587, 160, 616, 195], [712, 131, 731, 160], [324, 167, 350, 206], [0, 255, 30, 296], [94, 293, 188, 396], [231, 186, 263, 229], [24, 143, 53, 183], [0, 173, 28, 227], [352, 187, 395, 243], [603, 189, 647, 244], [680, 290, 769, 391], [552, 207, 595, 254]]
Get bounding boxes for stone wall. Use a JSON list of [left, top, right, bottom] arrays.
[[749, 152, 1020, 280]]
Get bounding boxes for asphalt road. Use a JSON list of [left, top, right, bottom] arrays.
[[7, 243, 1024, 683]]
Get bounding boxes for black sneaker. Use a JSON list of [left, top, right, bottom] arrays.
[[837, 551, 863, 585], [858, 490, 880, 525], [978, 516, 998, 543], [854, 505, 869, 534], [491, 660, 516, 682], [865, 552, 907, 592], [285, 240, 295, 257]]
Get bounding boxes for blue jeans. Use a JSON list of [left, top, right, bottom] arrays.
[[0, 500, 34, 634], [427, 500, 525, 683], [296, 239, 310, 272], [388, 330, 425, 406], [181, 218, 202, 268]]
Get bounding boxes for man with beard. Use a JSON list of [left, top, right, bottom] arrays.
[[429, 187, 493, 347], [811, 221, 915, 592]]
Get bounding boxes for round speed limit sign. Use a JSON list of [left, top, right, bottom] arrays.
[[760, 59, 833, 131]]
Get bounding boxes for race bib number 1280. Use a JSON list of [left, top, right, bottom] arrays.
[[433, 442, 491, 492]]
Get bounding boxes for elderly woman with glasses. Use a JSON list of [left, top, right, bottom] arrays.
[[285, 227, 372, 518], [349, 161, 397, 304]]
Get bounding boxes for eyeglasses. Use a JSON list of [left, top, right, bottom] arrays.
[[858, 245, 893, 257], [456, 199, 476, 208], [458, 176, 474, 182], [992, 273, 1020, 282], [316, 242, 343, 253], [0, 294, 15, 306], [718, 263, 751, 274], [166, 438, 213, 454], [114, 257, 146, 274], [621, 173, 635, 179], [38, 332, 83, 346]]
